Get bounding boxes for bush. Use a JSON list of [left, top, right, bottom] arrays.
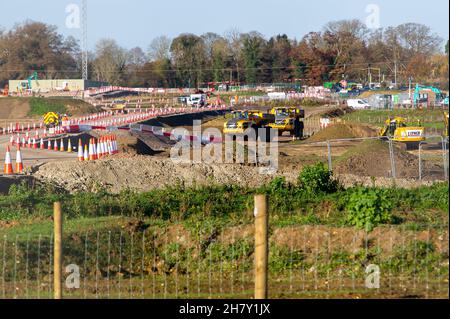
[[346, 187, 393, 232], [298, 162, 339, 194]]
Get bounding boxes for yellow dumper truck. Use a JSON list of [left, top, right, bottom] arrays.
[[268, 107, 305, 136]]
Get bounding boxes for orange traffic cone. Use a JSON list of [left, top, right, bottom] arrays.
[[53, 139, 58, 151], [4, 145, 13, 175], [67, 139, 72, 153], [60, 139, 65, 152], [40, 138, 44, 150], [84, 144, 89, 161], [15, 145, 23, 173], [48, 139, 52, 151]]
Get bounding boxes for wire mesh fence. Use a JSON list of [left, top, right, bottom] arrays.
[[1, 215, 448, 299], [309, 136, 450, 182]]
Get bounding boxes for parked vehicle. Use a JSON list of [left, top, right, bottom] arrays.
[[346, 99, 370, 109]]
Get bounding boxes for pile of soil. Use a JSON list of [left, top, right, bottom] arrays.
[[308, 124, 377, 142], [321, 106, 354, 118], [31, 156, 278, 193], [334, 140, 441, 179]]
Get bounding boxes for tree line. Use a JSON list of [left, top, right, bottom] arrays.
[[0, 20, 448, 89]]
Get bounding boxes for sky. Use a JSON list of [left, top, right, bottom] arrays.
[[0, 0, 449, 51]]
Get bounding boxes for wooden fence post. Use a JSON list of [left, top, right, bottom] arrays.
[[54, 202, 63, 299], [254, 195, 268, 299]]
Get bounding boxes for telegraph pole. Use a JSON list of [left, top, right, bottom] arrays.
[[81, 0, 88, 80], [394, 61, 397, 89]]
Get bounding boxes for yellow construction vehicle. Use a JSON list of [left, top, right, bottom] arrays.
[[223, 109, 275, 136], [268, 107, 305, 136], [379, 117, 425, 150]]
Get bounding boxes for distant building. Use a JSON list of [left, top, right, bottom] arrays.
[[8, 79, 108, 94]]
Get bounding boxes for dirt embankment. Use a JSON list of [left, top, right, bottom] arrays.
[[31, 156, 278, 193], [28, 153, 439, 194], [308, 123, 378, 143], [333, 139, 442, 180], [0, 97, 30, 119]]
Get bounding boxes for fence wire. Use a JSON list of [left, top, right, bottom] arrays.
[[1, 219, 448, 299]]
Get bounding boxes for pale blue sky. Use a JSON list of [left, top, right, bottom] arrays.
[[1, 0, 449, 50]]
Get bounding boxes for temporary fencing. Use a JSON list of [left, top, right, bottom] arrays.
[[0, 199, 447, 299]]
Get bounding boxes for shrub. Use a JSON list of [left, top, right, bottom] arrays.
[[298, 162, 339, 194], [346, 187, 393, 232]]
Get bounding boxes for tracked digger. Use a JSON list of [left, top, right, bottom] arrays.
[[379, 117, 425, 150]]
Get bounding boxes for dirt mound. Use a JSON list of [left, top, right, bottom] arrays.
[[334, 140, 440, 179], [0, 97, 30, 119], [31, 156, 277, 193], [308, 124, 377, 142], [321, 106, 354, 118]]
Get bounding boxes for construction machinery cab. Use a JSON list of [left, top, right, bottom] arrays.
[[223, 109, 274, 137], [268, 107, 304, 136]]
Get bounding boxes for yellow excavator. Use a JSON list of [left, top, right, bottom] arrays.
[[268, 107, 305, 136], [379, 117, 425, 150]]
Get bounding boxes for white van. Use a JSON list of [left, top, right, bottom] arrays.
[[187, 94, 207, 107], [347, 99, 370, 109]]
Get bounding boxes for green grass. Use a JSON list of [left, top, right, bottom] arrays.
[[342, 109, 446, 128], [28, 97, 67, 116], [1, 172, 448, 232]]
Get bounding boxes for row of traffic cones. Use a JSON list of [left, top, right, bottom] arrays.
[[11, 137, 74, 153], [3, 145, 23, 175], [78, 135, 119, 162]]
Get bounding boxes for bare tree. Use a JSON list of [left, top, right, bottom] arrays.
[[148, 36, 171, 62], [92, 39, 127, 84]]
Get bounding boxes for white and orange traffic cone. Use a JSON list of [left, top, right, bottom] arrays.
[[33, 138, 38, 149], [96, 138, 102, 159], [60, 139, 65, 152], [54, 139, 58, 151], [113, 135, 118, 154], [15, 145, 23, 173], [89, 138, 97, 161], [48, 139, 52, 151], [4, 145, 13, 175], [78, 140, 84, 161], [101, 137, 107, 157], [40, 138, 44, 150]]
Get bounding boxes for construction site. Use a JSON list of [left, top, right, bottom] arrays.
[[0, 0, 448, 304]]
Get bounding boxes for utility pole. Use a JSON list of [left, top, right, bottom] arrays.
[[81, 0, 88, 80], [394, 61, 397, 89]]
